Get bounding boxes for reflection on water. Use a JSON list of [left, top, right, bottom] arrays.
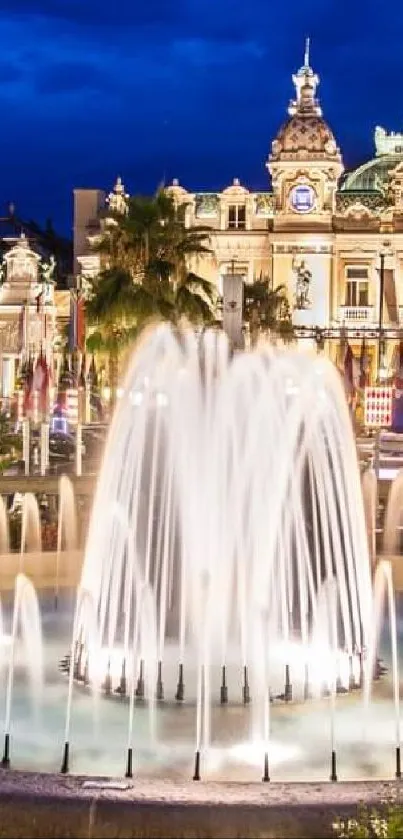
[[0, 588, 400, 782]]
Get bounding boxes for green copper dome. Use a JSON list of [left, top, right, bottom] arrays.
[[342, 126, 403, 192]]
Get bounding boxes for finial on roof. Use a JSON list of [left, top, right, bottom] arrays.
[[106, 176, 129, 215], [304, 36, 310, 68]]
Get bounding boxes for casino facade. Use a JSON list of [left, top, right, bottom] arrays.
[[74, 42, 403, 390]]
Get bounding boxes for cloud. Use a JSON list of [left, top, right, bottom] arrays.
[[171, 38, 264, 68], [34, 60, 112, 95], [0, 0, 183, 28]]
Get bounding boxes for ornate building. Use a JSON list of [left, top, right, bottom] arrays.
[[73, 43, 403, 384], [0, 209, 73, 406]]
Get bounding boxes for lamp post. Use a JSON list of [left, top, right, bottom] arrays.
[[377, 243, 392, 382], [377, 250, 386, 382], [67, 274, 84, 476]]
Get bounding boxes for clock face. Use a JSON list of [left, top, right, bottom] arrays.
[[289, 184, 316, 214]]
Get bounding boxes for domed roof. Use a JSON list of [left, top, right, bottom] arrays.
[[272, 113, 340, 161], [342, 127, 403, 191], [269, 41, 342, 164]]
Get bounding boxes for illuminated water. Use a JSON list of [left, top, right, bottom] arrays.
[[0, 326, 402, 781]]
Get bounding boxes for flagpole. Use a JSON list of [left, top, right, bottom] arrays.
[[377, 250, 386, 382]]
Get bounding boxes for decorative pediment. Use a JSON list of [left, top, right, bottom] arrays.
[[222, 178, 249, 198]]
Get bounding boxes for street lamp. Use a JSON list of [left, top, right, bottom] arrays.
[[377, 243, 391, 382]]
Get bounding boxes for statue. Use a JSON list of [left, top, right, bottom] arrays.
[[294, 260, 312, 309], [40, 255, 56, 284]]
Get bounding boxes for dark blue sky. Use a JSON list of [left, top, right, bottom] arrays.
[[3, 0, 403, 236]]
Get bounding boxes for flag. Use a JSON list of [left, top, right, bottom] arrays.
[[395, 341, 403, 391], [359, 337, 368, 389], [33, 350, 50, 417], [344, 342, 354, 394], [22, 357, 34, 416]]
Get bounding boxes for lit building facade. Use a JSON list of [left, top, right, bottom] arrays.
[[74, 45, 403, 384]]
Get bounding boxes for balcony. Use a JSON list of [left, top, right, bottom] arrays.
[[338, 305, 375, 324]]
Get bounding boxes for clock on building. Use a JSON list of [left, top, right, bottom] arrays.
[[289, 184, 316, 214]]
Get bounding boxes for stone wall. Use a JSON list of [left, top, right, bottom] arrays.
[[0, 549, 83, 591]]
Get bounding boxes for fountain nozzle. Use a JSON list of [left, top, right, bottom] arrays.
[[262, 752, 270, 782], [175, 663, 185, 701], [60, 741, 69, 774], [193, 750, 201, 781], [135, 659, 145, 700], [220, 665, 228, 705], [156, 660, 164, 701], [103, 659, 112, 695], [330, 749, 338, 782], [396, 746, 401, 780], [242, 665, 250, 704], [284, 664, 292, 702], [116, 659, 126, 697], [1, 733, 10, 768], [125, 747, 133, 778]]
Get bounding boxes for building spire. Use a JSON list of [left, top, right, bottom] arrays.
[[304, 36, 310, 68], [288, 38, 321, 117]]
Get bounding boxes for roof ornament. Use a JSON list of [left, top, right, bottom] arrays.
[[288, 38, 322, 117], [106, 176, 129, 215], [304, 36, 310, 69]]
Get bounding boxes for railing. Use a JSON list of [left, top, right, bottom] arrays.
[[338, 305, 375, 323]]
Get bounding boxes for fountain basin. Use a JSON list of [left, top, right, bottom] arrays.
[[0, 769, 398, 838]]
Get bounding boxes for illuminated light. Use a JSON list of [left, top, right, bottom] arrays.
[[230, 740, 301, 767], [116, 387, 124, 399], [129, 390, 143, 406], [102, 386, 111, 402], [156, 392, 168, 407], [285, 378, 298, 396]]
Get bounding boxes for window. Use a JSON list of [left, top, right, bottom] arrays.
[[228, 204, 246, 230], [345, 266, 369, 307]]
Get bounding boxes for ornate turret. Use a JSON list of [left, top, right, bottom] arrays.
[[269, 40, 341, 165], [105, 177, 129, 216], [267, 41, 343, 227]]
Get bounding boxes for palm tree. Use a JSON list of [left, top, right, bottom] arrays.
[[243, 279, 294, 347], [86, 191, 217, 397]]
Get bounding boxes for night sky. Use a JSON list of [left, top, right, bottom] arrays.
[[3, 0, 403, 236]]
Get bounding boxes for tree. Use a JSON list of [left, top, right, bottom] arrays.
[[243, 279, 294, 347], [86, 190, 217, 396]]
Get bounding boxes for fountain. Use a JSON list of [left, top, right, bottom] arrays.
[[64, 325, 375, 778], [19, 492, 41, 567], [0, 325, 401, 786], [55, 476, 78, 607]]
